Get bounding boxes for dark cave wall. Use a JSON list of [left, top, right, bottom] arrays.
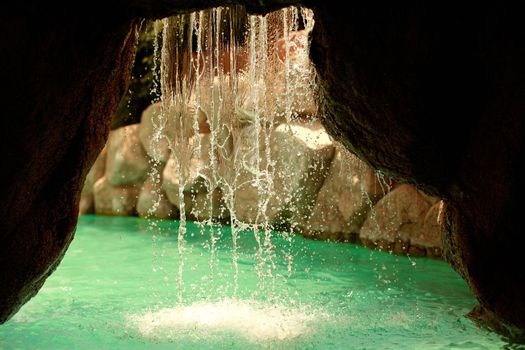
[[0, 1, 524, 341], [309, 3, 525, 339], [0, 10, 138, 322]]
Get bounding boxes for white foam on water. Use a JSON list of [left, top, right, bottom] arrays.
[[128, 299, 320, 341]]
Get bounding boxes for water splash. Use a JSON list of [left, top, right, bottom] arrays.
[[128, 299, 322, 341], [159, 6, 317, 303]]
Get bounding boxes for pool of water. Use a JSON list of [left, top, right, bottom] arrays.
[[0, 215, 505, 349]]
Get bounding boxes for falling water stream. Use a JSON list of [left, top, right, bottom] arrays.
[[157, 6, 319, 305], [0, 6, 511, 349]]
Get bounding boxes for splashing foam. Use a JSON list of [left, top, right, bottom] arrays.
[[128, 299, 319, 341]]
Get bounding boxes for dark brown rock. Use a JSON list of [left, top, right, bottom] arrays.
[[407, 245, 427, 258], [309, 3, 525, 339], [393, 241, 409, 255], [0, 10, 138, 322], [426, 247, 443, 260]]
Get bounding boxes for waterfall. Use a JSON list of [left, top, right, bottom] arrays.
[[159, 5, 317, 303]]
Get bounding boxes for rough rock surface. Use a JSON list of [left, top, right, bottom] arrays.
[[79, 195, 95, 215], [299, 143, 386, 241], [360, 184, 439, 256], [412, 201, 444, 258], [186, 189, 230, 222], [309, 3, 525, 338], [137, 174, 177, 219], [93, 176, 141, 216], [138, 103, 171, 163], [232, 121, 334, 226], [161, 135, 229, 221], [106, 124, 151, 186], [0, 7, 138, 323], [80, 146, 108, 214], [162, 151, 208, 205]]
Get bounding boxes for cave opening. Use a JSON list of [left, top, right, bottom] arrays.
[[1, 3, 524, 348]]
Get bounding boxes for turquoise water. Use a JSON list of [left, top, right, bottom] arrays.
[[0, 216, 505, 349]]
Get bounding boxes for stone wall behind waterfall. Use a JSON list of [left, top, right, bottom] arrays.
[[80, 103, 442, 259]]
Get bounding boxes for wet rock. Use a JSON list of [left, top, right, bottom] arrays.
[[411, 201, 444, 250], [426, 247, 443, 259], [271, 31, 317, 120], [271, 121, 335, 227], [408, 245, 427, 257], [187, 188, 230, 222], [162, 79, 222, 147], [233, 120, 334, 226], [299, 143, 387, 240], [93, 176, 140, 216], [137, 170, 178, 220], [83, 146, 108, 194], [162, 134, 229, 221], [138, 103, 171, 163], [162, 140, 209, 204], [227, 125, 267, 224], [106, 124, 150, 186], [360, 184, 439, 252]]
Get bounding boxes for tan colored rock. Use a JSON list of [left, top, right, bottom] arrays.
[[272, 121, 336, 226], [81, 146, 107, 195], [137, 173, 178, 220], [187, 188, 230, 222], [79, 194, 94, 215], [162, 144, 208, 206], [361, 166, 392, 200], [80, 146, 107, 215], [360, 184, 440, 254], [299, 143, 386, 240], [232, 120, 335, 226], [106, 124, 150, 186], [93, 176, 140, 216], [163, 77, 229, 148], [231, 180, 260, 224], [138, 103, 171, 163], [162, 134, 229, 221], [411, 200, 444, 249], [227, 125, 266, 224]]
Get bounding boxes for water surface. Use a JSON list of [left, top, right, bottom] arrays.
[[0, 216, 504, 349]]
